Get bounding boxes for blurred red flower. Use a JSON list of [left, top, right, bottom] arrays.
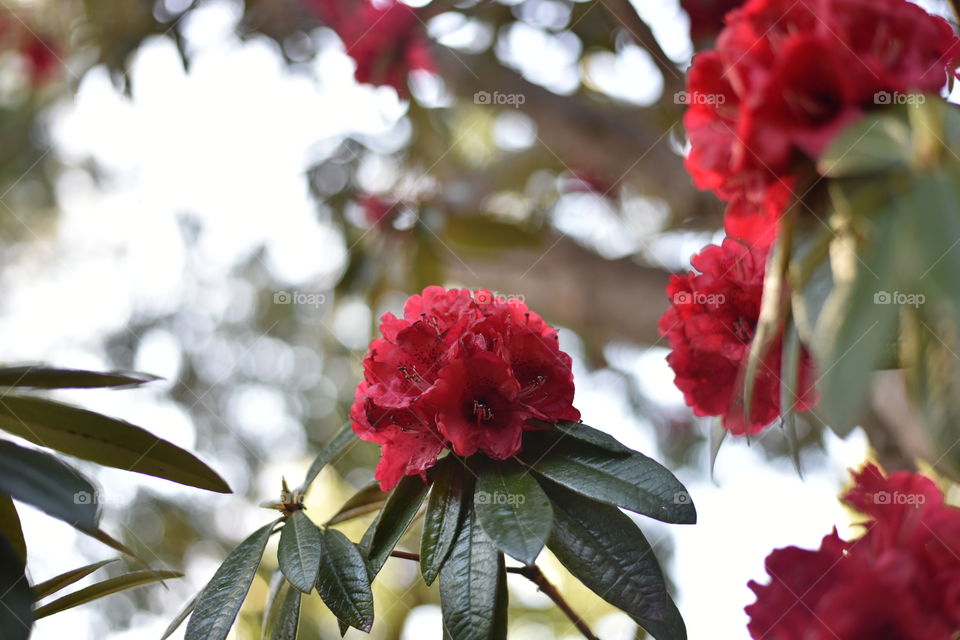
[[684, 0, 960, 247], [20, 32, 60, 86], [747, 464, 960, 639], [658, 238, 816, 434], [351, 286, 579, 490], [304, 0, 433, 95], [680, 0, 743, 45]]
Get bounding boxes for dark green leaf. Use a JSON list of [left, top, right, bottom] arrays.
[[0, 493, 26, 562], [161, 590, 199, 640], [0, 394, 230, 493], [475, 459, 552, 565], [325, 482, 388, 526], [520, 432, 696, 524], [542, 481, 668, 623], [634, 596, 687, 640], [0, 535, 32, 640], [421, 459, 468, 586], [185, 520, 277, 640], [440, 509, 504, 640], [34, 570, 182, 619], [299, 422, 357, 491], [0, 366, 159, 389], [316, 528, 374, 633], [361, 473, 429, 578], [0, 439, 99, 531], [278, 511, 322, 593], [528, 419, 631, 454], [263, 573, 302, 640], [32, 559, 117, 601]]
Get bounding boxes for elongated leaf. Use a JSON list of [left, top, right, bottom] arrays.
[[0, 535, 32, 640], [263, 573, 302, 640], [278, 511, 322, 593], [475, 459, 552, 565], [0, 366, 159, 389], [361, 474, 429, 578], [0, 394, 229, 493], [440, 509, 504, 640], [634, 596, 688, 640], [520, 432, 696, 524], [528, 419, 631, 454], [0, 439, 99, 531], [0, 493, 26, 562], [421, 459, 468, 585], [326, 482, 388, 526], [33, 570, 181, 619], [300, 422, 357, 491], [185, 520, 277, 640], [32, 559, 117, 601], [161, 590, 200, 640], [87, 527, 146, 565], [708, 419, 726, 480], [780, 323, 803, 476], [316, 528, 374, 633], [542, 481, 669, 623]]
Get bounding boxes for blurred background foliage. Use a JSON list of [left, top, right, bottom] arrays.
[[0, 0, 917, 637]]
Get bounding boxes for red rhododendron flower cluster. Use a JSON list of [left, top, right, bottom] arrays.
[[747, 464, 960, 639], [680, 0, 743, 44], [351, 287, 580, 490], [658, 238, 816, 434], [684, 0, 960, 247], [303, 0, 434, 95]]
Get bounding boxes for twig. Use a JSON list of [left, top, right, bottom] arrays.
[[387, 551, 600, 640], [601, 0, 684, 95]]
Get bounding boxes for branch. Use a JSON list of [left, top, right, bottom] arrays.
[[388, 551, 599, 640], [601, 0, 685, 95]]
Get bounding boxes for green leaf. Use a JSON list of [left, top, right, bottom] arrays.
[[361, 473, 429, 578], [0, 535, 32, 640], [0, 394, 230, 493], [780, 323, 803, 476], [86, 527, 147, 565], [421, 459, 468, 586], [33, 570, 182, 619], [0, 366, 159, 389], [0, 439, 99, 531], [325, 482, 388, 526], [262, 573, 302, 640], [633, 596, 688, 640], [32, 559, 117, 601], [708, 419, 726, 480], [818, 109, 912, 178], [520, 432, 696, 524], [542, 480, 669, 623], [528, 419, 631, 454], [0, 493, 26, 562], [185, 520, 277, 640], [278, 511, 323, 593], [161, 590, 199, 640], [299, 422, 357, 491], [474, 459, 552, 565], [439, 509, 504, 640], [316, 527, 375, 633]]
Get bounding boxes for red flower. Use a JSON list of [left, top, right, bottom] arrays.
[[658, 238, 816, 434], [747, 464, 960, 639], [20, 32, 60, 86], [684, 0, 960, 247], [680, 0, 744, 45], [351, 287, 579, 490], [303, 0, 433, 95]]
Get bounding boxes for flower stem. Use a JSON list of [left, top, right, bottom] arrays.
[[387, 551, 600, 640]]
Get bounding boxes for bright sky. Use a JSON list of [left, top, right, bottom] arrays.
[[0, 0, 901, 638]]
